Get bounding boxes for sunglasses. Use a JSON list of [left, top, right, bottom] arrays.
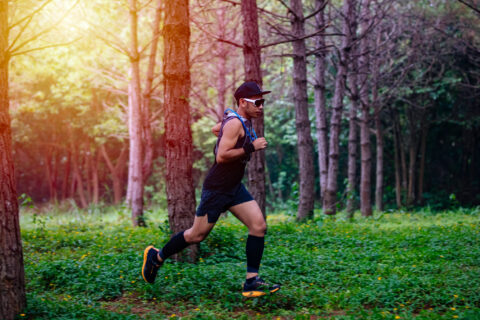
[[243, 98, 265, 107]]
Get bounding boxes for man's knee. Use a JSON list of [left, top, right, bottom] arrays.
[[184, 230, 208, 244], [249, 220, 267, 236]]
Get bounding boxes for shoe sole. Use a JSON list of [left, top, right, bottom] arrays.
[[142, 245, 155, 283], [242, 287, 280, 298]]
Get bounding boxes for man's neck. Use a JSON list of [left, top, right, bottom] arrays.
[[237, 108, 251, 121]]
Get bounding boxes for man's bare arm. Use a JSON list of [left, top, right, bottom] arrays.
[[216, 119, 245, 163], [216, 119, 268, 163]]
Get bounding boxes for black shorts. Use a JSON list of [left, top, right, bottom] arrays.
[[196, 183, 254, 223]]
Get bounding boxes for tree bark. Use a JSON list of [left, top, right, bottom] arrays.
[[142, 0, 162, 184], [373, 93, 383, 212], [0, 2, 27, 318], [163, 0, 197, 261], [392, 110, 402, 207], [314, 0, 328, 202], [61, 150, 71, 200], [85, 144, 92, 204], [290, 0, 315, 220], [324, 0, 355, 215], [346, 37, 360, 217], [44, 150, 55, 201], [372, 31, 383, 211], [417, 123, 428, 204], [69, 131, 87, 208], [358, 0, 372, 217], [399, 113, 407, 203], [127, 0, 145, 226], [406, 108, 418, 206], [241, 0, 266, 216], [91, 150, 100, 205]]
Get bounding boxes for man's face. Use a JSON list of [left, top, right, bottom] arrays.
[[240, 95, 264, 118]]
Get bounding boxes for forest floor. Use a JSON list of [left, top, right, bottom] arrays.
[[19, 205, 480, 319]]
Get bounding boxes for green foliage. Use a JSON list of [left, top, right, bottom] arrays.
[[20, 208, 480, 319]]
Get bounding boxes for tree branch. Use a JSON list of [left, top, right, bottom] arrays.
[[260, 26, 331, 49], [191, 17, 243, 48], [276, 0, 297, 18], [220, 0, 289, 20], [303, 0, 329, 21], [9, 38, 81, 57], [9, 0, 80, 56], [8, 0, 54, 30], [458, 0, 480, 15]]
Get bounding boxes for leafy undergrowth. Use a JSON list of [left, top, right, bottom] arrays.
[[19, 207, 480, 319]]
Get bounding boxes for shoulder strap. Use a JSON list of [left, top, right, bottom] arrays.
[[224, 108, 257, 141]]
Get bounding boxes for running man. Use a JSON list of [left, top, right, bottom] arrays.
[[141, 81, 280, 297]]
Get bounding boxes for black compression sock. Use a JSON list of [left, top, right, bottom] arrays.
[[159, 231, 189, 260], [246, 234, 264, 273]]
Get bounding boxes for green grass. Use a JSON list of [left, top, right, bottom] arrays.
[[19, 206, 480, 319]]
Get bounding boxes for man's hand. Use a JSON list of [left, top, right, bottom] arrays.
[[253, 137, 268, 151], [212, 122, 221, 137]]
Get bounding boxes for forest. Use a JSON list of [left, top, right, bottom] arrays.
[[1, 0, 479, 319]]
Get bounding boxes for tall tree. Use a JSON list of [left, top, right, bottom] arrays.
[[241, 0, 267, 215], [0, 3, 26, 318], [0, 0, 76, 315], [290, 0, 315, 220], [163, 0, 197, 260], [372, 30, 383, 211], [127, 0, 145, 226], [358, 0, 372, 217], [346, 42, 360, 217], [324, 0, 355, 215], [142, 0, 162, 185], [314, 0, 329, 202]]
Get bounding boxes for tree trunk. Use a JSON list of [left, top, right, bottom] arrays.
[[85, 144, 92, 204], [61, 150, 71, 200], [163, 0, 197, 261], [127, 0, 145, 226], [373, 100, 383, 212], [417, 123, 428, 204], [44, 151, 55, 201], [0, 2, 27, 317], [314, 0, 328, 202], [142, 0, 162, 184], [392, 111, 402, 207], [324, 0, 354, 215], [372, 32, 383, 211], [346, 38, 360, 217], [358, 0, 372, 217], [241, 0, 266, 216], [53, 148, 60, 202], [290, 0, 315, 220], [101, 144, 127, 205], [92, 150, 100, 205], [69, 132, 87, 208], [407, 141, 416, 206], [406, 108, 418, 206], [359, 109, 372, 217], [399, 114, 407, 202]]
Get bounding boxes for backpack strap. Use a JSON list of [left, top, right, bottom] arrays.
[[224, 108, 257, 142]]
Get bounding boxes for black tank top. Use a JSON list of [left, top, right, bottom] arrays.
[[202, 112, 253, 194]]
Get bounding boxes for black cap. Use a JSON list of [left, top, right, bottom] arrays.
[[234, 81, 271, 102]]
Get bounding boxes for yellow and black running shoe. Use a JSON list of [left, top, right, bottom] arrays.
[[142, 245, 162, 284], [242, 276, 281, 298]]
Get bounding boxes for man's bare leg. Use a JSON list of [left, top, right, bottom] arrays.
[[157, 215, 215, 262]]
